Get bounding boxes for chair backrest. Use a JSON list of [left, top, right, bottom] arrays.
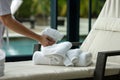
[[80, 0, 120, 64]]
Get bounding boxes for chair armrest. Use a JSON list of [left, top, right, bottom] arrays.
[[94, 50, 120, 80], [33, 44, 41, 52]]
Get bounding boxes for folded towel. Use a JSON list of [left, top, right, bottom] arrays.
[[41, 42, 72, 59], [33, 51, 64, 66], [0, 49, 5, 77], [75, 52, 92, 67], [67, 49, 82, 64], [49, 55, 64, 66], [32, 51, 50, 65], [41, 28, 64, 42], [64, 57, 74, 67]]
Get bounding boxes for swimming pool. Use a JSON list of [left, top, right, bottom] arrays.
[[2, 36, 86, 57], [3, 37, 38, 56]]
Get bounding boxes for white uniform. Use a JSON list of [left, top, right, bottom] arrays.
[[0, 0, 11, 76], [0, 0, 12, 16], [0, 0, 12, 47]]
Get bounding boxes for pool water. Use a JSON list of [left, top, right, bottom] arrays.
[[3, 37, 38, 56], [2, 36, 86, 57]]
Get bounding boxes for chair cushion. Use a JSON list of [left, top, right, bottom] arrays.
[[80, 0, 120, 64], [80, 29, 120, 64], [0, 61, 119, 80]]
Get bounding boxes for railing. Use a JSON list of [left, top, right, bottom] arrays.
[[50, 0, 92, 42]]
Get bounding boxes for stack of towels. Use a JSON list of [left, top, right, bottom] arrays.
[[0, 49, 5, 76], [32, 28, 92, 67]]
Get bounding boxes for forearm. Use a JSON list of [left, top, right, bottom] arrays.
[[0, 14, 42, 42], [0, 14, 55, 46]]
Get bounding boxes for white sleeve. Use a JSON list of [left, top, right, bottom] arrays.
[[11, 0, 23, 15], [0, 0, 12, 16]]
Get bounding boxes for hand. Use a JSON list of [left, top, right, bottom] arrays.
[[40, 34, 55, 47]]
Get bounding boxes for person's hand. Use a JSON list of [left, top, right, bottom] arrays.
[[40, 34, 55, 47]]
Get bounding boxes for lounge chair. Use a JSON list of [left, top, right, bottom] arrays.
[[0, 0, 120, 80]]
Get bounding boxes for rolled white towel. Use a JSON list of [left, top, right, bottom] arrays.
[[49, 55, 64, 66], [41, 42, 72, 59], [67, 49, 82, 64], [32, 51, 64, 66], [32, 51, 50, 65], [75, 52, 92, 67], [64, 57, 74, 67], [0, 49, 5, 77], [41, 28, 64, 42]]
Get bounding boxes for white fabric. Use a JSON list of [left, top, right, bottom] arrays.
[[32, 51, 50, 65], [75, 52, 92, 67], [80, 29, 120, 63], [41, 42, 72, 59], [11, 0, 23, 15], [98, 0, 120, 18], [67, 49, 82, 64], [33, 44, 92, 67], [0, 49, 5, 77], [33, 51, 64, 66], [41, 28, 64, 42], [0, 22, 4, 48], [63, 57, 74, 67], [41, 42, 72, 66], [0, 0, 12, 16], [93, 0, 120, 31], [0, 0, 11, 76], [80, 0, 120, 64], [34, 28, 93, 67]]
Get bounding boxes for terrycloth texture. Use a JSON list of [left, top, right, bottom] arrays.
[[67, 49, 82, 64], [1, 61, 120, 80], [33, 46, 92, 67], [32, 51, 50, 65], [33, 51, 64, 66], [41, 42, 72, 59], [75, 52, 92, 67], [48, 55, 63, 66], [41, 28, 64, 42], [63, 57, 74, 67], [34, 27, 93, 66], [41, 42, 72, 66], [0, 49, 5, 77]]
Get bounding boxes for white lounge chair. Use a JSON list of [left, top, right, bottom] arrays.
[[0, 0, 120, 80]]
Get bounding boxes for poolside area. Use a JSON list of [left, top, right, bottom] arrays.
[[2, 18, 96, 56]]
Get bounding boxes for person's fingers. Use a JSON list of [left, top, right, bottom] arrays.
[[46, 36, 55, 42], [40, 34, 55, 46]]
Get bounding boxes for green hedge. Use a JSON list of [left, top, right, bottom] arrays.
[[15, 0, 105, 18]]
